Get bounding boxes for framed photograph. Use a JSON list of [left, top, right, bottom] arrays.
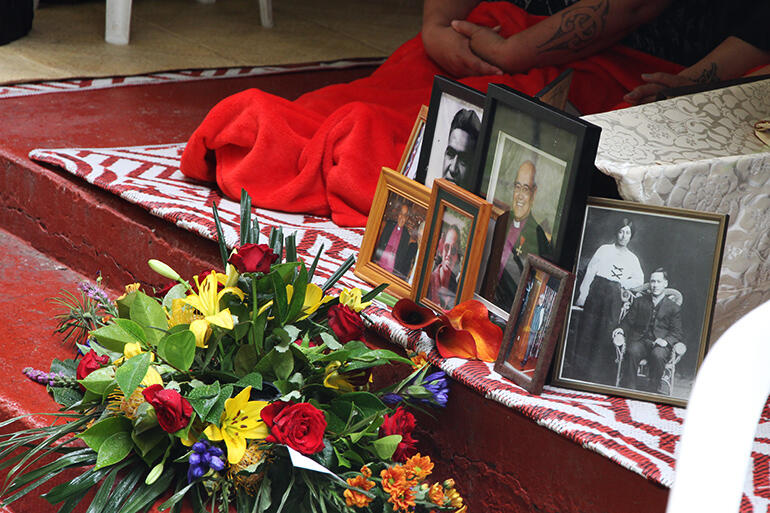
[[397, 105, 429, 180], [552, 198, 728, 407], [494, 255, 573, 394], [415, 76, 485, 191], [354, 167, 430, 299], [474, 83, 600, 317], [413, 179, 491, 312]]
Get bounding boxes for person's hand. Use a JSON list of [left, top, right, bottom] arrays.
[[654, 337, 668, 348], [422, 23, 503, 77], [623, 72, 695, 105], [450, 20, 511, 73]]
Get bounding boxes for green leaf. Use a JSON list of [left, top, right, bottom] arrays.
[[94, 432, 133, 470], [90, 322, 142, 352], [78, 416, 132, 451], [321, 254, 355, 292], [186, 381, 221, 421], [361, 283, 389, 303], [235, 372, 263, 390], [161, 283, 188, 313], [131, 426, 167, 457], [307, 244, 324, 281], [270, 271, 288, 325], [205, 384, 233, 425], [113, 318, 148, 344], [212, 201, 229, 271], [273, 349, 294, 381], [285, 264, 307, 324], [372, 435, 402, 460], [115, 352, 152, 397], [78, 366, 116, 395], [157, 330, 196, 371], [132, 402, 158, 434], [239, 189, 253, 247], [129, 292, 168, 345], [285, 233, 297, 263], [234, 344, 259, 378], [319, 332, 342, 351]]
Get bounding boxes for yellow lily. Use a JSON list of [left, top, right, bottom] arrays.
[[323, 361, 355, 392], [257, 282, 333, 321], [114, 341, 156, 366], [338, 288, 371, 313], [181, 272, 245, 344], [203, 386, 269, 464]]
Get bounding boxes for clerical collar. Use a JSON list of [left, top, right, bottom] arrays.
[[513, 219, 521, 229]]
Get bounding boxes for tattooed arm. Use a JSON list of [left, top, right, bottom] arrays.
[[450, 0, 670, 74], [624, 36, 770, 104]]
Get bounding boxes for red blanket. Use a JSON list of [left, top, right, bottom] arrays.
[[180, 2, 681, 227]]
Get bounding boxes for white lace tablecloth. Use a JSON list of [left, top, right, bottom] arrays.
[[584, 79, 770, 339]]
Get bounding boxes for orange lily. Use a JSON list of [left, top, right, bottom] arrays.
[[391, 299, 502, 362]]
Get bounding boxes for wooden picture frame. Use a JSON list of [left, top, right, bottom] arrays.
[[354, 167, 430, 299], [552, 198, 728, 407], [397, 105, 429, 180], [412, 179, 491, 312], [473, 83, 600, 318], [415, 76, 485, 192], [494, 254, 573, 394]]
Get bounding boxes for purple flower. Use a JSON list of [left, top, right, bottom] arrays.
[[23, 367, 58, 387], [78, 281, 110, 303], [188, 440, 226, 482]]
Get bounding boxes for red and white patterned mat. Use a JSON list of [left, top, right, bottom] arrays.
[[0, 59, 383, 100], [29, 142, 770, 512]]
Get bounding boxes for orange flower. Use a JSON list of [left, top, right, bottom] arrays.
[[387, 486, 416, 511], [410, 352, 429, 369], [360, 465, 372, 479], [428, 482, 445, 504], [380, 465, 408, 495], [404, 453, 434, 481], [344, 474, 375, 508], [392, 299, 502, 362]]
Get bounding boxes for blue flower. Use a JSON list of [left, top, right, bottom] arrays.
[[188, 440, 226, 482]]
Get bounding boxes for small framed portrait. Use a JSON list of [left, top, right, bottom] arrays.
[[354, 167, 430, 299], [474, 83, 600, 317], [415, 76, 485, 192], [398, 105, 428, 180], [552, 198, 728, 407], [494, 255, 573, 394], [413, 179, 491, 312]]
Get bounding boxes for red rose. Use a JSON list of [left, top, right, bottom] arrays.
[[142, 384, 193, 433], [379, 407, 418, 462], [261, 401, 327, 455], [327, 304, 364, 344], [76, 350, 110, 381], [228, 243, 278, 274]]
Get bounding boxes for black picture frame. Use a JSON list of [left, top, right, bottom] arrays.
[[494, 255, 573, 395], [552, 197, 728, 407], [474, 83, 600, 318], [415, 76, 485, 192]]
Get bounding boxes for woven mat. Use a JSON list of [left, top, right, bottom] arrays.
[[29, 141, 770, 512], [0, 59, 383, 100]]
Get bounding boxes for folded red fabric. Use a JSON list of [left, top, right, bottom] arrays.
[[181, 2, 681, 227]]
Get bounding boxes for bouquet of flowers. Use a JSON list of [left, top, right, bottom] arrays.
[[2, 193, 464, 513]]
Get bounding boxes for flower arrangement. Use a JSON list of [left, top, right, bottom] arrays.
[[3, 193, 464, 513]]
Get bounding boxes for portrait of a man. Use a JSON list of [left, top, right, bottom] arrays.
[[493, 159, 553, 312], [372, 199, 422, 281], [425, 208, 471, 311], [615, 268, 684, 393], [422, 91, 483, 191]]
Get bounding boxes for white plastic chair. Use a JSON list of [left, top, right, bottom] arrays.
[[666, 300, 770, 513], [105, 0, 273, 45]]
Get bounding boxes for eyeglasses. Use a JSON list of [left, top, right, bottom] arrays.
[[513, 182, 533, 195]]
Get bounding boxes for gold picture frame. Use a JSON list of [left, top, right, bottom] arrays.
[[354, 167, 430, 299], [412, 179, 491, 312]]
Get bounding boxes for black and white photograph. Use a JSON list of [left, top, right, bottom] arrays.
[[474, 84, 600, 318], [415, 76, 484, 191], [553, 198, 727, 407], [398, 105, 428, 181]]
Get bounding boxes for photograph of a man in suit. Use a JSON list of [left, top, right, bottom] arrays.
[[614, 268, 684, 393], [373, 202, 418, 280], [494, 160, 552, 312]]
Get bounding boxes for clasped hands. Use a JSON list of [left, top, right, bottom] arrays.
[[423, 19, 508, 77]]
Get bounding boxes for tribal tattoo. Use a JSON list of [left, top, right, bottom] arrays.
[[695, 63, 718, 83], [536, 0, 610, 54]]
